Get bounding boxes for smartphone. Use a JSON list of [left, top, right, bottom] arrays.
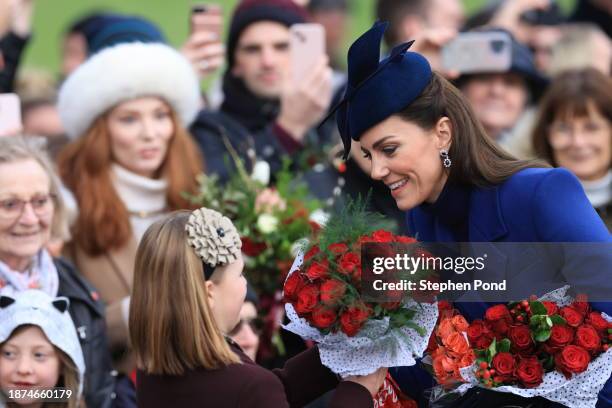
[[290, 23, 326, 84], [190, 3, 222, 39], [442, 31, 512, 75], [0, 93, 22, 135]]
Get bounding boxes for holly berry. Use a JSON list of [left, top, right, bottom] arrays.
[[521, 300, 529, 308], [480, 361, 488, 369], [489, 369, 496, 375], [517, 315, 524, 322], [482, 371, 491, 380]]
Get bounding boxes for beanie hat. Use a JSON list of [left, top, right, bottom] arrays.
[[58, 42, 200, 139], [0, 290, 86, 397], [227, 0, 308, 68], [87, 15, 166, 55]]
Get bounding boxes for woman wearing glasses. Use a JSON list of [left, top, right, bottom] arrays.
[[0, 136, 116, 407], [532, 68, 612, 231]]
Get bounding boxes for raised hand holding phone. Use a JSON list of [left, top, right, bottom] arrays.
[[181, 3, 225, 78], [276, 23, 332, 142]]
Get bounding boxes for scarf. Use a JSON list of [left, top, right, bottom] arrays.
[[0, 250, 59, 297], [220, 72, 280, 132]]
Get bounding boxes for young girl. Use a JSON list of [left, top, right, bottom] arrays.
[[129, 208, 386, 407], [0, 290, 85, 408]]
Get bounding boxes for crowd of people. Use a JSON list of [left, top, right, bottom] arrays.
[[0, 0, 611, 406]]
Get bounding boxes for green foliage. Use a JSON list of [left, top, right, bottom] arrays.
[[316, 194, 389, 251], [497, 338, 511, 353]]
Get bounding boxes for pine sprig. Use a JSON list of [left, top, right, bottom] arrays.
[[317, 193, 390, 250]]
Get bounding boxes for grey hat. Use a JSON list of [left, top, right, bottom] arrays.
[[0, 290, 86, 398]]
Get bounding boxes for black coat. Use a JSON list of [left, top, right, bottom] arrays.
[[55, 257, 117, 408], [0, 32, 29, 93]]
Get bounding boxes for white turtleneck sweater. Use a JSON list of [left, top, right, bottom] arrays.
[[581, 170, 612, 210], [110, 164, 169, 243]]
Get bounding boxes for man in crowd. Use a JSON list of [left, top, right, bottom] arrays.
[[216, 0, 333, 176]]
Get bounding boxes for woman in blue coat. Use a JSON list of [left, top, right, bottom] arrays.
[[331, 22, 612, 407]]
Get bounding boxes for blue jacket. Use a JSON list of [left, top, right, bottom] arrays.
[[393, 167, 612, 407]]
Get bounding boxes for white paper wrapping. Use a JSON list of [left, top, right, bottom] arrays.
[[282, 251, 439, 377], [454, 286, 612, 408]]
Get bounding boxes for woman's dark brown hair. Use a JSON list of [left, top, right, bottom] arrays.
[[531, 68, 612, 167], [397, 72, 548, 187]]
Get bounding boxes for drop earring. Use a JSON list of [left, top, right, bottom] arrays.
[[440, 149, 451, 168]]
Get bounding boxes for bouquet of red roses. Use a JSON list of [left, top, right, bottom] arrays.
[[282, 201, 439, 377], [450, 286, 612, 408]]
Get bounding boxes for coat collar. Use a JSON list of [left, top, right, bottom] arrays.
[[409, 182, 509, 242]]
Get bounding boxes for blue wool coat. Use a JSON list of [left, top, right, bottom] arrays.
[[393, 167, 612, 407]]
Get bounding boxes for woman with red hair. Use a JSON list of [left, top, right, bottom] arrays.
[[56, 41, 203, 370]]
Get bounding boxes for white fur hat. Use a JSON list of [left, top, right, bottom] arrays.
[[0, 290, 86, 397], [58, 42, 201, 139]]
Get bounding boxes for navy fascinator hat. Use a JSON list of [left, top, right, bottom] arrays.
[[325, 21, 433, 159]]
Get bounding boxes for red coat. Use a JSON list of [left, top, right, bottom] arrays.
[[137, 342, 373, 407]]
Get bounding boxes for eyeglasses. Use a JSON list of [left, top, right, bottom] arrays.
[[548, 120, 610, 150], [0, 194, 56, 221], [228, 316, 263, 337]]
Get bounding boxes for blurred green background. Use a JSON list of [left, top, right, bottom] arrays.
[[22, 0, 577, 77]]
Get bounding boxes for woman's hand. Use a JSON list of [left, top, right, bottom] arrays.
[[344, 367, 388, 396]]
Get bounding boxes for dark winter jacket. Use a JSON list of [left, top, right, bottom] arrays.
[[0, 31, 29, 93], [55, 257, 117, 408]]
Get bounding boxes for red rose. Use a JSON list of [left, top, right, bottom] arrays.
[[546, 324, 575, 353], [310, 305, 337, 329], [574, 325, 601, 355], [485, 305, 513, 336], [241, 237, 267, 257], [542, 301, 558, 316], [339, 252, 360, 276], [295, 284, 319, 314], [328, 243, 348, 255], [570, 296, 590, 317], [586, 312, 609, 334], [491, 352, 516, 382], [340, 303, 371, 337], [372, 230, 394, 243], [516, 357, 544, 388], [304, 245, 320, 261], [555, 345, 591, 379], [306, 259, 329, 280], [309, 221, 322, 234], [508, 324, 534, 355], [560, 306, 584, 327], [467, 320, 494, 349], [320, 279, 347, 306], [283, 272, 305, 301], [438, 300, 453, 313], [395, 235, 417, 244]]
